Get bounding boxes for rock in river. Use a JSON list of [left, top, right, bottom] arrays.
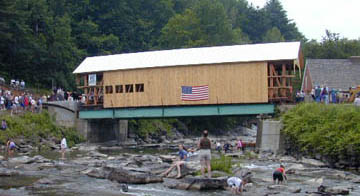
[[0, 168, 20, 176], [83, 167, 110, 179], [107, 167, 163, 184], [163, 177, 227, 191], [318, 185, 352, 195]]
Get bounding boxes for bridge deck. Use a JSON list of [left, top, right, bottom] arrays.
[[79, 104, 274, 119]]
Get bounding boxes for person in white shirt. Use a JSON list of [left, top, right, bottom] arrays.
[[10, 79, 15, 87], [216, 141, 221, 152], [354, 95, 360, 106], [31, 99, 36, 113], [60, 137, 67, 159], [0, 96, 4, 110], [227, 176, 248, 194], [20, 80, 25, 89], [14, 96, 19, 114]]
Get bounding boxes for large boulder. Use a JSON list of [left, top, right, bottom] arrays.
[[9, 155, 50, 165], [286, 163, 306, 174], [159, 155, 175, 163], [82, 167, 111, 179], [317, 185, 352, 195], [131, 155, 162, 167], [326, 186, 351, 195], [163, 177, 227, 191], [9, 156, 32, 164], [300, 158, 326, 167], [107, 167, 163, 184], [0, 168, 20, 176], [279, 156, 297, 163]]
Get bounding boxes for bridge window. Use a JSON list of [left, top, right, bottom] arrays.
[[115, 85, 123, 93], [135, 83, 144, 92], [125, 84, 133, 93], [105, 86, 113, 94]]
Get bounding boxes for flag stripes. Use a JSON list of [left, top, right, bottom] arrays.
[[181, 85, 209, 101]]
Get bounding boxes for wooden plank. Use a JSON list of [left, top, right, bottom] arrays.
[[281, 64, 287, 97], [268, 64, 274, 99]]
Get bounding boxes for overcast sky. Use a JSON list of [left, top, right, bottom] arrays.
[[246, 0, 360, 41]]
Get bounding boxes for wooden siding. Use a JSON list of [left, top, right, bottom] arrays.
[[103, 62, 268, 108]]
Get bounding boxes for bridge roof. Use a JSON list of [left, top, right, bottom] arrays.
[[73, 41, 301, 74]]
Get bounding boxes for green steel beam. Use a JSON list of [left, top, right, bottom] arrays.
[[79, 104, 274, 119], [219, 104, 274, 115], [79, 109, 113, 119], [164, 106, 219, 117], [114, 108, 163, 118]]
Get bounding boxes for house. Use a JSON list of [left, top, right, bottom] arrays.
[[302, 57, 360, 93]]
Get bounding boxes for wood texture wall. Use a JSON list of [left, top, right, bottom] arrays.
[[103, 62, 268, 108]]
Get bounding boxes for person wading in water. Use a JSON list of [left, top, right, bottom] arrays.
[[273, 164, 287, 184], [198, 130, 211, 178]]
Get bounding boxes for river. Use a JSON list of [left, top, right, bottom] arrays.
[[0, 146, 359, 195]]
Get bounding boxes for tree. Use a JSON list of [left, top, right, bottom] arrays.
[[262, 27, 285, 43], [160, 9, 206, 49], [303, 30, 360, 59], [160, 0, 249, 49], [263, 0, 303, 41]]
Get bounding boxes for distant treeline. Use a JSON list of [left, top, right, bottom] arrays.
[[1, 0, 360, 89]]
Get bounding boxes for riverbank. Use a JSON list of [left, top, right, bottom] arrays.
[[0, 112, 84, 151], [282, 103, 360, 169]]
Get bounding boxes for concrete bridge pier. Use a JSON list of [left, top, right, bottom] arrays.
[[116, 120, 128, 143], [78, 119, 128, 143], [256, 120, 284, 154]]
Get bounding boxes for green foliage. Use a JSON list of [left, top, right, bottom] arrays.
[[0, 112, 84, 147], [1, 0, 307, 90], [262, 27, 285, 43], [179, 116, 243, 135], [303, 30, 360, 59], [282, 103, 360, 162], [211, 154, 233, 174], [6, 0, 360, 92], [129, 118, 178, 138]]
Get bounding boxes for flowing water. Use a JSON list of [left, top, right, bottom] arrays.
[[1, 148, 360, 196]]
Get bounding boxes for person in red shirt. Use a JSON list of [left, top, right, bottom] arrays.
[[24, 95, 29, 110], [273, 164, 287, 184]]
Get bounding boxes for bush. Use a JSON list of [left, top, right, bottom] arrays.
[[0, 111, 84, 147], [129, 119, 177, 138], [211, 154, 233, 174], [282, 103, 360, 164]]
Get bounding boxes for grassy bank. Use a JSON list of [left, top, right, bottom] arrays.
[[282, 103, 360, 167], [0, 112, 84, 147]]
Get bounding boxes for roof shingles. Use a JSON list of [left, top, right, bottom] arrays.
[[307, 59, 360, 90]]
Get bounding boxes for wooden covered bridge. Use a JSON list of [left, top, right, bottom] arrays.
[[73, 42, 303, 119]]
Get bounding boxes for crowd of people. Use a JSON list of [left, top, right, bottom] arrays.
[[0, 88, 46, 115], [296, 86, 360, 105], [10, 79, 26, 90], [160, 130, 287, 195], [310, 86, 346, 104], [48, 87, 82, 102], [216, 139, 246, 154]]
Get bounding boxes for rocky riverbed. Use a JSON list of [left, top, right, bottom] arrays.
[[0, 139, 359, 196]]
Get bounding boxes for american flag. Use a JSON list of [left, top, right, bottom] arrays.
[[181, 85, 209, 101]]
